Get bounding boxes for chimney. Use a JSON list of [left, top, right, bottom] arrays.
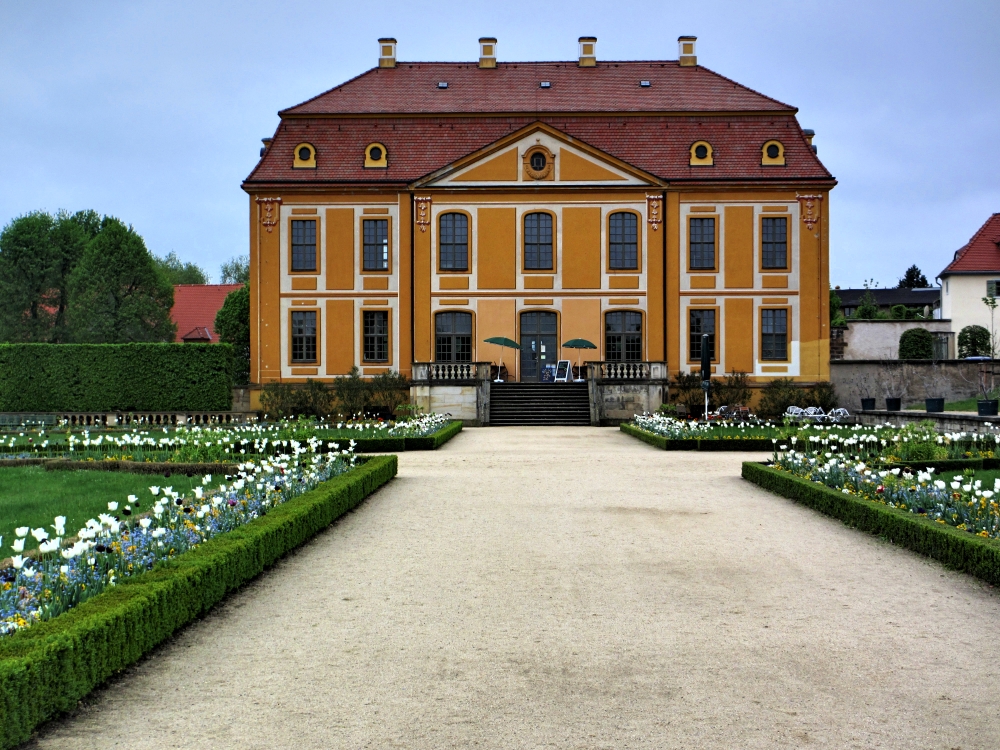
[[678, 36, 697, 66], [479, 37, 497, 68], [803, 129, 818, 154], [578, 36, 597, 67], [378, 38, 397, 68]]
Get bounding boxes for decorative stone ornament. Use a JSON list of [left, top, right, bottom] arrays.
[[414, 196, 432, 232], [797, 194, 823, 234], [646, 194, 663, 231], [256, 197, 282, 233]]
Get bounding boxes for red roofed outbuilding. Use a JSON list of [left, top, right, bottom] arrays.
[[940, 214, 1000, 338], [171, 284, 242, 343]]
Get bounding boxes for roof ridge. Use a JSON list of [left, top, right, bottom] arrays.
[[940, 213, 1000, 276]]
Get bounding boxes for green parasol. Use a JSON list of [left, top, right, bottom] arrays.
[[483, 336, 521, 381], [561, 339, 597, 382]]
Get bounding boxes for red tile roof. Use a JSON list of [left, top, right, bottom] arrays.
[[940, 214, 1000, 275], [171, 284, 242, 343], [244, 115, 832, 186], [280, 61, 795, 117]]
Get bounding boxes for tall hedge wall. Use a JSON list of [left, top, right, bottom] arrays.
[[0, 344, 234, 412]]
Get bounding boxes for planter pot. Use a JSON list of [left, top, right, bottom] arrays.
[[978, 400, 999, 417], [925, 398, 945, 413], [860, 398, 876, 411], [885, 397, 902, 412]]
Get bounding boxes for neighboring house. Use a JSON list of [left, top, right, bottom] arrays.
[[835, 287, 940, 319], [939, 213, 1000, 335], [242, 36, 835, 388], [171, 284, 242, 343]]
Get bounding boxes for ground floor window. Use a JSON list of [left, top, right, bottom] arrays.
[[363, 310, 389, 362], [689, 309, 716, 361], [761, 308, 788, 360], [605, 311, 642, 361], [291, 311, 317, 362], [436, 311, 472, 362]]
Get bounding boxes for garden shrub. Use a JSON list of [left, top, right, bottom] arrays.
[[214, 285, 249, 386], [713, 371, 752, 407], [958, 325, 991, 358], [671, 372, 709, 414], [898, 328, 934, 360], [758, 378, 801, 417], [742, 461, 1000, 587], [804, 381, 838, 411], [0, 455, 397, 748], [0, 343, 233, 412]]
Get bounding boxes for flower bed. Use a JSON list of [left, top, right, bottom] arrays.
[[0, 454, 396, 749], [621, 421, 774, 451], [742, 461, 1000, 587], [0, 413, 458, 463], [2, 447, 360, 636]]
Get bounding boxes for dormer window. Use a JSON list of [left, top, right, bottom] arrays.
[[540, 81, 551, 88], [437, 81, 448, 89], [761, 140, 785, 166], [293, 143, 316, 169], [640, 80, 651, 87], [689, 141, 713, 166], [364, 142, 388, 168]]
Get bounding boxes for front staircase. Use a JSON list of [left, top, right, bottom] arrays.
[[489, 382, 592, 426]]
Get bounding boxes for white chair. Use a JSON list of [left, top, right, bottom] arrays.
[[785, 406, 804, 418]]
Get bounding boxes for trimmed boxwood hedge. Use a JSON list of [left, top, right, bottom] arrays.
[[0, 454, 397, 749], [742, 461, 1000, 586], [351, 420, 463, 453], [620, 423, 773, 451], [0, 343, 234, 412]]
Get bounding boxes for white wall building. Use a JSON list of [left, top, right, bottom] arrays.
[[938, 213, 1000, 347]]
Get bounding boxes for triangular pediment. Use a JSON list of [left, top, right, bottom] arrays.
[[414, 123, 662, 188]]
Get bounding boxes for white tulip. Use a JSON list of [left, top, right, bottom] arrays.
[[107, 502, 118, 511], [12, 538, 25, 553], [15, 526, 28, 538]]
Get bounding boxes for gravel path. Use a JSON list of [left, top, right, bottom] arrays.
[[27, 427, 1000, 749]]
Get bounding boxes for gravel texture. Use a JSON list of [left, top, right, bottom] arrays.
[[27, 426, 1000, 749]]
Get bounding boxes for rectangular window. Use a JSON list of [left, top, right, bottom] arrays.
[[439, 213, 469, 271], [524, 212, 553, 270], [609, 212, 638, 270], [290, 311, 317, 362], [689, 309, 716, 361], [435, 312, 473, 362], [762, 217, 788, 269], [988, 280, 1000, 298], [605, 311, 642, 362], [761, 308, 788, 360], [689, 217, 715, 270], [363, 219, 389, 271], [363, 310, 389, 362], [291, 220, 317, 272]]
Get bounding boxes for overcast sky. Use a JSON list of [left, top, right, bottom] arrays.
[[2, 0, 997, 287]]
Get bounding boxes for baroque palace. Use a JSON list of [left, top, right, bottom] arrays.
[[242, 36, 834, 402]]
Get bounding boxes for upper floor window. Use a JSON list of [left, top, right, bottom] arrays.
[[987, 279, 1000, 298], [524, 212, 553, 270], [363, 219, 389, 271], [291, 310, 317, 362], [605, 311, 642, 362], [761, 308, 788, 360], [689, 217, 715, 270], [363, 310, 389, 362], [609, 212, 638, 270], [291, 220, 317, 272], [689, 309, 716, 361], [762, 217, 788, 269], [439, 213, 469, 271], [435, 312, 472, 362]]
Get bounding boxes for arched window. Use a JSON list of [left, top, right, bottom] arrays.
[[609, 212, 638, 270], [435, 312, 472, 362], [439, 213, 469, 271], [524, 212, 553, 269], [605, 311, 642, 362]]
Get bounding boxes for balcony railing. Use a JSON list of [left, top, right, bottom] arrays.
[[586, 361, 668, 381], [412, 362, 492, 382]]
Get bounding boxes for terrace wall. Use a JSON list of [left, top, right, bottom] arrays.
[[830, 359, 984, 410]]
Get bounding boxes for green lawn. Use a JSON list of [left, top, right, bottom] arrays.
[[0, 466, 206, 554]]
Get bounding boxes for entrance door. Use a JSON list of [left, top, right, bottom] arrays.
[[520, 311, 558, 382]]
